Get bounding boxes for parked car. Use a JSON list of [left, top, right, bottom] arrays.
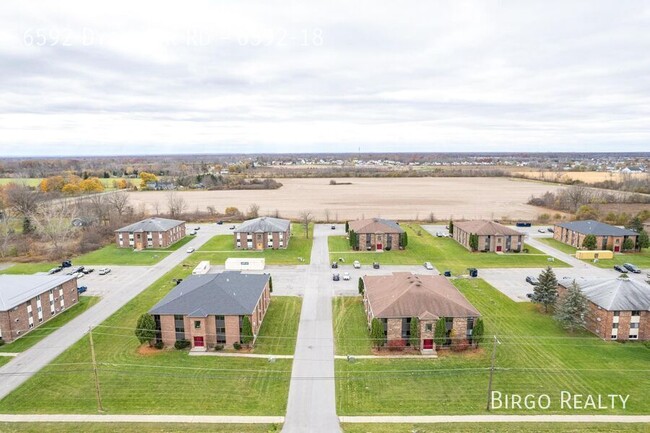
[[373, 262, 380, 269], [194, 226, 200, 230], [613, 265, 628, 273], [424, 262, 434, 270], [74, 272, 84, 279], [331, 261, 338, 269], [190, 230, 197, 235], [47, 267, 62, 275], [342, 272, 350, 281], [82, 268, 94, 274], [229, 225, 235, 230], [547, 228, 554, 233], [331, 225, 336, 230], [73, 266, 84, 273], [436, 232, 444, 237], [77, 286, 87, 294], [186, 247, 195, 253], [332, 273, 340, 281], [623, 263, 641, 273], [61, 260, 72, 268], [216, 220, 224, 225], [525, 276, 539, 285], [537, 228, 546, 233], [98, 267, 111, 275], [353, 260, 361, 269]]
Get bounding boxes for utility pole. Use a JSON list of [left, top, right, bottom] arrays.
[[88, 326, 104, 413], [485, 335, 499, 411]]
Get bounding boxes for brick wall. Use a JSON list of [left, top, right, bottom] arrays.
[[159, 315, 176, 346], [553, 226, 636, 251], [354, 232, 401, 251], [234, 230, 290, 250], [116, 223, 186, 249]]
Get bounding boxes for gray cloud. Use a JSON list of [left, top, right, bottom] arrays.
[[0, 0, 649, 155]]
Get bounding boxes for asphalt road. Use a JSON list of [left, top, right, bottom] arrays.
[[282, 224, 341, 433], [0, 224, 219, 401]]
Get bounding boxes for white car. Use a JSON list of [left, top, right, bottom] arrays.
[[353, 261, 361, 269], [190, 230, 197, 235], [74, 272, 84, 279], [424, 262, 434, 270], [98, 267, 111, 275], [186, 247, 195, 253], [342, 272, 350, 281]]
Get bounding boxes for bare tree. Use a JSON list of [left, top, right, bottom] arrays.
[[0, 216, 13, 258], [206, 205, 216, 216], [247, 203, 260, 219], [167, 191, 187, 218], [30, 201, 77, 257], [107, 191, 130, 219], [298, 210, 313, 238], [88, 193, 109, 225], [324, 209, 331, 223]]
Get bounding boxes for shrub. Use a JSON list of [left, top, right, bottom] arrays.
[[582, 234, 597, 250], [451, 338, 470, 352], [174, 339, 191, 350], [370, 318, 384, 348], [214, 344, 224, 351], [153, 341, 164, 350], [387, 339, 406, 351], [241, 316, 253, 345], [358, 277, 364, 295], [622, 237, 635, 251], [0, 338, 4, 347], [135, 313, 157, 346], [233, 342, 242, 350]]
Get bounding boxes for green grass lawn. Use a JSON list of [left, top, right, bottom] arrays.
[[336, 278, 650, 415], [0, 424, 280, 433], [75, 237, 193, 266], [196, 223, 314, 265], [342, 423, 649, 433], [0, 357, 10, 367], [332, 296, 373, 356], [0, 296, 99, 353], [538, 237, 650, 269], [0, 263, 292, 415], [253, 296, 302, 355], [0, 262, 58, 275], [329, 225, 568, 273]]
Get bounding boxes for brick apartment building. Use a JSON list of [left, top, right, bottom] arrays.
[[453, 220, 524, 252], [234, 217, 291, 250], [0, 275, 79, 343], [149, 271, 271, 350], [347, 218, 404, 251], [558, 276, 649, 341], [362, 272, 480, 353], [553, 220, 638, 252], [115, 217, 186, 249]]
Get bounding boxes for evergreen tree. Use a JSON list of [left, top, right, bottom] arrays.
[[638, 229, 649, 250], [469, 233, 479, 251], [554, 280, 589, 333], [582, 234, 597, 250], [358, 277, 365, 295], [533, 266, 558, 313], [241, 316, 253, 345], [449, 220, 454, 235], [622, 237, 635, 251], [399, 231, 408, 248], [472, 317, 484, 348], [434, 317, 447, 347], [349, 230, 357, 249], [409, 317, 420, 349], [370, 318, 384, 348], [135, 313, 157, 346], [22, 217, 34, 234], [626, 216, 643, 232], [269, 276, 273, 293], [344, 221, 349, 232]]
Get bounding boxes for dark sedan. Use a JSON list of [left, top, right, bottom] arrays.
[[613, 265, 628, 273]]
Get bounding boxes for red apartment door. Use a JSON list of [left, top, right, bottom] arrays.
[[423, 339, 433, 350], [614, 245, 620, 252], [193, 336, 204, 347], [496, 245, 502, 252]]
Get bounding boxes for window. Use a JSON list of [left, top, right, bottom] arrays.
[[425, 323, 433, 332], [194, 320, 201, 329], [174, 315, 185, 341], [153, 315, 162, 343], [612, 323, 619, 329], [401, 318, 411, 341], [611, 334, 617, 340], [629, 334, 638, 340], [613, 311, 620, 316], [467, 317, 474, 338], [630, 323, 639, 329], [216, 315, 226, 344], [632, 311, 640, 316], [381, 318, 388, 337]]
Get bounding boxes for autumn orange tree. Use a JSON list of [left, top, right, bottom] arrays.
[[139, 172, 158, 188]]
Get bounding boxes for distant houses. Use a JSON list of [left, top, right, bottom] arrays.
[[452, 220, 524, 252], [558, 276, 649, 341], [347, 218, 405, 251], [362, 272, 480, 353], [553, 220, 638, 252], [0, 275, 79, 343], [234, 217, 291, 250], [149, 271, 271, 350], [115, 217, 186, 249]]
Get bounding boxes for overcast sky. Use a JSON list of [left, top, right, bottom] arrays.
[[1, 1, 649, 156]]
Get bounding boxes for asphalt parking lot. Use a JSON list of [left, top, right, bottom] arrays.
[[75, 265, 151, 297]]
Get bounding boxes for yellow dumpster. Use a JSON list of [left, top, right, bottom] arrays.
[[575, 250, 614, 260]]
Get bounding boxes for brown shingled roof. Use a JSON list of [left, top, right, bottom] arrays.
[[364, 272, 480, 319], [454, 220, 523, 236], [348, 218, 404, 234]]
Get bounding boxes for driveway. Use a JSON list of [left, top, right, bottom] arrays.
[[0, 224, 217, 400]]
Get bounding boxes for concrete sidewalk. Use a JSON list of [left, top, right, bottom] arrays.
[[189, 352, 293, 359], [0, 414, 283, 424], [340, 415, 650, 423]]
